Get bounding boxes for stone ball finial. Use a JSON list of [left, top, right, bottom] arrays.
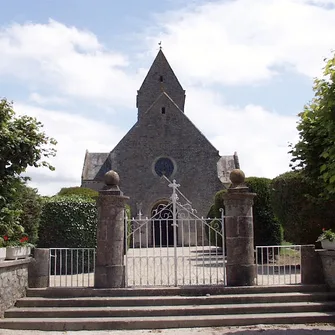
[[230, 169, 245, 185], [104, 170, 120, 186]]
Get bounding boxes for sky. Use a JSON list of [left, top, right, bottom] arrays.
[[1, 0, 335, 195]]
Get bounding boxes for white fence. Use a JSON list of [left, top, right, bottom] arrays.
[[256, 245, 301, 285], [49, 248, 95, 287], [48, 245, 302, 288]]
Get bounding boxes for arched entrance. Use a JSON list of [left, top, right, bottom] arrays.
[[151, 201, 175, 247]]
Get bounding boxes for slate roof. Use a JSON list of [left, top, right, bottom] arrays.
[[81, 151, 111, 181]]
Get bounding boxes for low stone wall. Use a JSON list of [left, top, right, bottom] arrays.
[[317, 249, 335, 290], [0, 259, 30, 317]]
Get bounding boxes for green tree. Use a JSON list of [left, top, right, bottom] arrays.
[[0, 98, 56, 236], [14, 182, 43, 244], [290, 53, 335, 199], [0, 98, 56, 182]]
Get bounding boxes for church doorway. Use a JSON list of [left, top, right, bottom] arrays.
[[151, 201, 175, 247]]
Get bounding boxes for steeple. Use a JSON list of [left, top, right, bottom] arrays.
[[136, 49, 186, 120]]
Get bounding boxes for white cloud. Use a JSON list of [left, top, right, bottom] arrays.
[[28, 93, 67, 106], [185, 87, 299, 178], [0, 20, 140, 108], [150, 0, 335, 85], [3, 1, 329, 195], [14, 103, 125, 195]]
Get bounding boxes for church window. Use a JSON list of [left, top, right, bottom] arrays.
[[161, 107, 166, 114], [154, 157, 175, 178], [160, 75, 164, 82]]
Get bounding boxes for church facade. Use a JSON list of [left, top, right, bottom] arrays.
[[81, 49, 239, 246]]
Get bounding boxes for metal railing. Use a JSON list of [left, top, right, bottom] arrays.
[[49, 248, 96, 287], [126, 216, 225, 287], [256, 245, 301, 285]]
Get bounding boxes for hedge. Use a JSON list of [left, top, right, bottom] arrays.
[[38, 195, 132, 248], [38, 195, 97, 248], [271, 171, 335, 244], [57, 187, 98, 199], [245, 177, 282, 247]]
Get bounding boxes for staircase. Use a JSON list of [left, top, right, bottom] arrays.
[[0, 285, 335, 331]]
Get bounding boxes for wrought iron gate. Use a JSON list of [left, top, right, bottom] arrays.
[[125, 179, 226, 287]]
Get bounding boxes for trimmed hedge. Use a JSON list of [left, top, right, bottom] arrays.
[[38, 195, 97, 248], [245, 177, 282, 247], [271, 171, 335, 244], [38, 195, 132, 249], [57, 187, 98, 200]]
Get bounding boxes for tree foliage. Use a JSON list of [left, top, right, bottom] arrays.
[[0, 98, 56, 241], [271, 171, 335, 244], [290, 54, 335, 199], [13, 182, 43, 244], [0, 98, 57, 183]]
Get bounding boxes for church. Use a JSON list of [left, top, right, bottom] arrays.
[[81, 49, 239, 245]]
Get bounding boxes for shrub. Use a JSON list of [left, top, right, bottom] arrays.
[[271, 171, 335, 244], [38, 195, 97, 248], [39, 194, 132, 248], [245, 177, 282, 247], [57, 187, 98, 200]]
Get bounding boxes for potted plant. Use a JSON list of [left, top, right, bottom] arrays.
[[5, 234, 34, 260], [316, 228, 335, 250], [3, 223, 34, 260]]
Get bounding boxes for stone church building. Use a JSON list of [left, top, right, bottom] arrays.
[[81, 49, 239, 246]]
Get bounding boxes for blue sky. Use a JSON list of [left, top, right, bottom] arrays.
[[1, 0, 334, 195]]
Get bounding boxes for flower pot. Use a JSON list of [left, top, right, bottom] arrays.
[[0, 247, 6, 261], [6, 246, 31, 260], [321, 240, 335, 250]]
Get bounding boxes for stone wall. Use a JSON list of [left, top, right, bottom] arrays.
[[0, 259, 30, 317]]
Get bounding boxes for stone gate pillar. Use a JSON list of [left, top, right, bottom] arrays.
[[222, 169, 256, 286], [94, 170, 129, 288]]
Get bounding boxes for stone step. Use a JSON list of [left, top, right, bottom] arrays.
[[25, 284, 329, 298], [1, 312, 335, 331], [16, 291, 335, 308], [5, 301, 335, 318]]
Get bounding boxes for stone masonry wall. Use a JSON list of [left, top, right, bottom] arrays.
[[0, 259, 29, 317]]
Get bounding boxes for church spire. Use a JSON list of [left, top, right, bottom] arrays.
[[136, 49, 186, 120]]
